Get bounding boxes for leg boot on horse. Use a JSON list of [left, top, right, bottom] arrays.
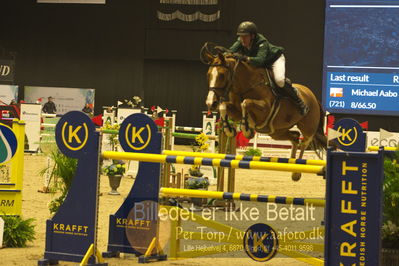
[[221, 115, 236, 137], [240, 99, 262, 139], [219, 102, 238, 137]]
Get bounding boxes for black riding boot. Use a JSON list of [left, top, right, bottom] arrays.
[[281, 82, 309, 115]]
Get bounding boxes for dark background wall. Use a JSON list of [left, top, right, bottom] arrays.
[[7, 0, 386, 130]]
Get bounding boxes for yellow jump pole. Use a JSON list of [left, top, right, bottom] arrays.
[[368, 146, 398, 152], [102, 151, 325, 175]]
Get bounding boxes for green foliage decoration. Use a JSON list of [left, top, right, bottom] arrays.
[[40, 150, 78, 215], [244, 148, 262, 157], [382, 150, 399, 247], [2, 215, 35, 248]]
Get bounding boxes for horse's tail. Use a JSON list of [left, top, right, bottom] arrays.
[[311, 101, 327, 152]]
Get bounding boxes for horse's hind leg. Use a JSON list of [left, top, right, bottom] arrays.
[[291, 137, 313, 181], [297, 138, 312, 160], [269, 130, 300, 156], [288, 131, 300, 158], [270, 130, 302, 181]]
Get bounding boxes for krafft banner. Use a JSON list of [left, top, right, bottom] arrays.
[[325, 150, 384, 265], [0, 85, 18, 105], [0, 60, 15, 82], [24, 86, 95, 115]]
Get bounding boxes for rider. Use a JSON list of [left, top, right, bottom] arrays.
[[229, 21, 309, 115]]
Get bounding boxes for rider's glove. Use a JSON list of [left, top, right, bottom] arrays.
[[232, 53, 249, 62]]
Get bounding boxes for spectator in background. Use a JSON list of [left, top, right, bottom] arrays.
[[82, 103, 93, 116], [42, 96, 57, 114]]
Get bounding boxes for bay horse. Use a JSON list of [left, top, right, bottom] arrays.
[[201, 43, 326, 181]]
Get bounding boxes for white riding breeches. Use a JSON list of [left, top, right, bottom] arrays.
[[272, 54, 286, 88]]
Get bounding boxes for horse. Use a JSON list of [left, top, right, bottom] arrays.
[[201, 43, 326, 181]]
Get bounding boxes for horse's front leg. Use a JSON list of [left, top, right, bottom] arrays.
[[219, 101, 240, 137], [240, 99, 268, 139]]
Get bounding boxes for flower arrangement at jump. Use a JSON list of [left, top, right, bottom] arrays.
[[192, 132, 209, 153], [185, 132, 210, 191], [103, 160, 126, 195], [187, 133, 209, 178], [102, 121, 125, 195], [186, 164, 210, 209], [102, 161, 126, 177], [186, 167, 209, 190]]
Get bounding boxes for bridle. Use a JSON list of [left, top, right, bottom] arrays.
[[200, 42, 240, 102], [208, 59, 240, 101]]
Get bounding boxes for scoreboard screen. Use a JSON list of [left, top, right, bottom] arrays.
[[323, 1, 399, 115]]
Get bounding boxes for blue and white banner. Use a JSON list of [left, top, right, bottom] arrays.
[[24, 86, 95, 115], [323, 1, 399, 115], [0, 85, 18, 105], [325, 72, 399, 115]]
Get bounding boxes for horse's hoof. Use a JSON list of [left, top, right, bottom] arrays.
[[240, 123, 254, 139], [291, 172, 302, 181]]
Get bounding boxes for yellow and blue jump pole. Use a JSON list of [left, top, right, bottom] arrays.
[[163, 150, 326, 166], [160, 187, 325, 207], [102, 151, 325, 175]]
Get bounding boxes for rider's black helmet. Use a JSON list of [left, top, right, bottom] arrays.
[[237, 21, 257, 36]]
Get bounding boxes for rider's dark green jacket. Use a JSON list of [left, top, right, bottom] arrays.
[[229, 33, 284, 68]]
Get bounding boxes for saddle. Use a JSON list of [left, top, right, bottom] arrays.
[[264, 69, 296, 98], [257, 69, 296, 134]]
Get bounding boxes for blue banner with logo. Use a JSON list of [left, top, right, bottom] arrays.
[[105, 113, 162, 256], [323, 0, 399, 116], [325, 149, 384, 265], [333, 118, 366, 152], [42, 111, 99, 263]]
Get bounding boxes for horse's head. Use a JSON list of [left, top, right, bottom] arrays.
[[206, 54, 236, 111], [200, 43, 236, 112]]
